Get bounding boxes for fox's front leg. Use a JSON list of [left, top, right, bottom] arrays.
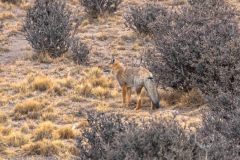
[[135, 88, 142, 110], [126, 87, 132, 107], [122, 84, 127, 107]]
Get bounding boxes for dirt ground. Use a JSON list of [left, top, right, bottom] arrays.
[[3, 0, 239, 159]]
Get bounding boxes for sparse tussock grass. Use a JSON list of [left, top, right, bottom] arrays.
[[20, 123, 30, 134], [0, 112, 7, 124], [42, 112, 58, 122], [0, 126, 12, 136], [75, 67, 116, 98], [160, 88, 204, 108], [56, 76, 76, 89], [57, 126, 76, 139], [13, 99, 43, 120], [91, 86, 111, 98], [31, 76, 53, 92], [12, 80, 28, 93], [0, 11, 14, 20], [23, 139, 64, 157], [33, 121, 56, 141], [5, 132, 29, 147]]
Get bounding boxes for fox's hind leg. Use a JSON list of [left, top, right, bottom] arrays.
[[134, 87, 143, 110], [122, 84, 127, 107], [126, 87, 132, 107]]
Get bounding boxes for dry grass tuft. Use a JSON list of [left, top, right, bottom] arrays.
[[179, 88, 205, 107], [0, 11, 14, 20], [31, 76, 53, 92], [13, 99, 43, 119], [0, 112, 7, 124], [75, 83, 93, 97], [86, 67, 102, 78], [91, 86, 111, 98], [20, 123, 30, 134], [91, 76, 114, 88], [23, 139, 64, 157], [42, 112, 58, 122], [5, 132, 29, 147], [160, 89, 183, 107], [57, 126, 75, 139], [33, 121, 56, 141], [0, 126, 12, 136], [75, 67, 117, 98], [160, 88, 205, 108], [12, 80, 28, 93], [31, 52, 53, 63], [95, 102, 110, 112], [56, 77, 75, 89]]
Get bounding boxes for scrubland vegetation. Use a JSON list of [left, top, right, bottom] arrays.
[[0, 0, 239, 159]]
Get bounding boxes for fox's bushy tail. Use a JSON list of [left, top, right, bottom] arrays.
[[144, 77, 160, 109]]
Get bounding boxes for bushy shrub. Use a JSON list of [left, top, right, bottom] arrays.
[[23, 0, 72, 57], [144, 1, 240, 159], [80, 0, 122, 17], [124, 3, 167, 34], [77, 112, 206, 160], [146, 0, 240, 94], [70, 37, 89, 65], [77, 112, 128, 159], [197, 92, 240, 160]]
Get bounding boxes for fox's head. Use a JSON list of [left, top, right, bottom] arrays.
[[109, 56, 123, 73]]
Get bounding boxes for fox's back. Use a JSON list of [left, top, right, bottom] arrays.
[[117, 66, 152, 88]]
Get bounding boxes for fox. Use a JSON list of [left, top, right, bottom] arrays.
[[109, 57, 160, 110]]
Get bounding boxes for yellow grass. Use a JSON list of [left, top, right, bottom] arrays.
[[0, 126, 12, 136], [75, 83, 93, 97], [160, 88, 204, 108], [12, 80, 28, 93], [20, 123, 30, 134], [33, 121, 56, 141], [0, 112, 7, 124], [5, 132, 29, 147], [31, 52, 53, 63], [0, 12, 14, 20], [23, 139, 64, 157], [95, 102, 110, 112], [14, 99, 43, 120], [75, 67, 117, 99], [91, 86, 112, 98], [42, 112, 58, 122], [31, 76, 53, 92], [57, 126, 76, 139], [3, 22, 21, 35]]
